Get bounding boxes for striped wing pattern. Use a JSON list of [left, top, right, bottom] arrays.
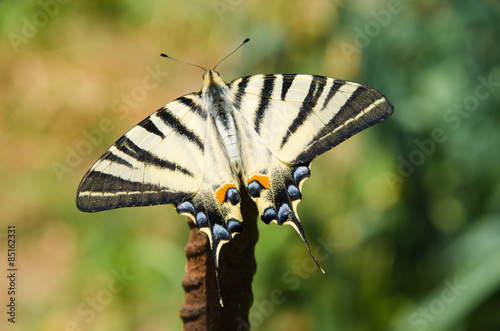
[[77, 93, 207, 212], [77, 70, 393, 305], [230, 74, 393, 164], [228, 74, 393, 271]]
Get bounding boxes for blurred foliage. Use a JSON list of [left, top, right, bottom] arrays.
[[1, 0, 499, 330]]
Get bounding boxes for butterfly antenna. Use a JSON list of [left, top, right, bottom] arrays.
[[212, 38, 250, 71], [160, 53, 207, 72]]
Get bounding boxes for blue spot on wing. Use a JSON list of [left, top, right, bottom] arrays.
[[278, 204, 292, 224], [228, 219, 243, 234], [196, 212, 208, 228], [212, 224, 231, 241], [248, 180, 263, 198], [288, 185, 301, 200], [261, 207, 277, 224], [176, 201, 195, 216], [293, 166, 310, 184], [226, 188, 241, 205]]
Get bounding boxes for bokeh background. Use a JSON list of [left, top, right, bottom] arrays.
[[1, 0, 499, 330]]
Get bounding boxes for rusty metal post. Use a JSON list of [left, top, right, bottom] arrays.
[[180, 187, 258, 330]]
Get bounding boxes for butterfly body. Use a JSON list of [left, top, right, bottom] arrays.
[[77, 66, 393, 304], [202, 70, 242, 169]]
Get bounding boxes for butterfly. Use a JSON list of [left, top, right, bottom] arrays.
[[76, 39, 394, 305]]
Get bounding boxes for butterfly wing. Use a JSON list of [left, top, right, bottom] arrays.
[[233, 113, 320, 266], [76, 93, 208, 212], [77, 90, 244, 303], [229, 74, 393, 263], [231, 74, 393, 164]]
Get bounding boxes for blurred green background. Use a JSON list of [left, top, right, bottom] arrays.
[[1, 0, 499, 330]]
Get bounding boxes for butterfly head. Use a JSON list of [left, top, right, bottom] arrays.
[[201, 70, 226, 94], [161, 38, 250, 97], [201, 38, 250, 93]]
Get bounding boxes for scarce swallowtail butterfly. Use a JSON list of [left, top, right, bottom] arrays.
[[77, 38, 394, 305]]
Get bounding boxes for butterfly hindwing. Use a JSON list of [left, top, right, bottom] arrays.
[[175, 113, 244, 267]]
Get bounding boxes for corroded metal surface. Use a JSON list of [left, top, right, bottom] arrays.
[[180, 221, 211, 329], [180, 188, 258, 330]]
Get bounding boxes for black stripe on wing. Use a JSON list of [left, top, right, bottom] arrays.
[[321, 80, 344, 110], [293, 84, 394, 163], [138, 117, 165, 138], [233, 76, 251, 111], [281, 74, 296, 100], [77, 172, 192, 212], [100, 150, 134, 168], [280, 75, 327, 148], [115, 136, 194, 176], [177, 94, 206, 119], [156, 108, 204, 150], [254, 74, 276, 134]]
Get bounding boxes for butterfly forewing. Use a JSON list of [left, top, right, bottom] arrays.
[[229, 74, 393, 164], [77, 93, 207, 212]]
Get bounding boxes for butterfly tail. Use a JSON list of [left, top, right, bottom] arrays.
[[284, 213, 325, 274]]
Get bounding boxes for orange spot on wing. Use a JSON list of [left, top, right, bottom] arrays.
[[215, 184, 236, 204], [247, 175, 270, 189]]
